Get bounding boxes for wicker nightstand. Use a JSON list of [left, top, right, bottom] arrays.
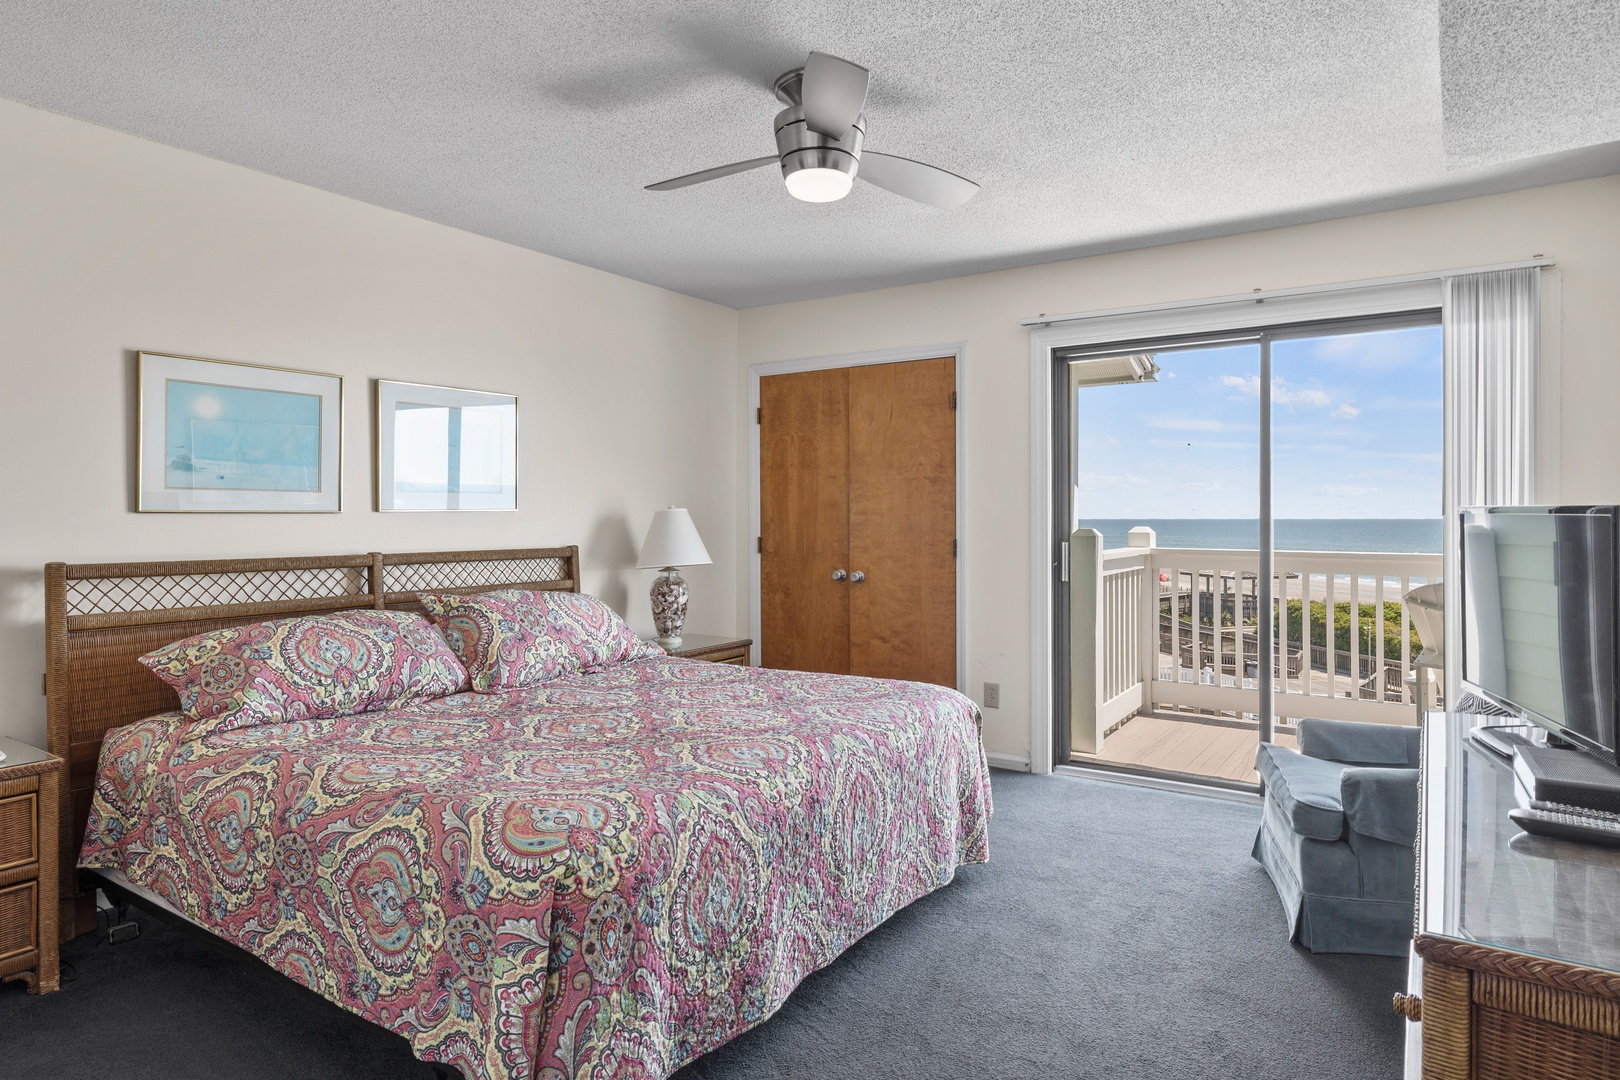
[[0, 737, 62, 995], [660, 635, 753, 665]]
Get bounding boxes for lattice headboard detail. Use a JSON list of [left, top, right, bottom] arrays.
[[378, 549, 576, 606], [43, 545, 578, 937]]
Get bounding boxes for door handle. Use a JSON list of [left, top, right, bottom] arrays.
[[832, 569, 847, 581], [850, 570, 866, 583]]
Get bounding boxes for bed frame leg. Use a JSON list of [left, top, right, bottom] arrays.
[[96, 889, 141, 945], [107, 913, 140, 945]]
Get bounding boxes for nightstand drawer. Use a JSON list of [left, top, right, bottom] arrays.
[[710, 650, 750, 665], [0, 880, 37, 962], [0, 793, 36, 872]]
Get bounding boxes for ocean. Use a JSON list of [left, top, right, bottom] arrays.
[[1079, 518, 1442, 554]]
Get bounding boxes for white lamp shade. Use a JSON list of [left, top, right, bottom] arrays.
[[636, 507, 713, 569]]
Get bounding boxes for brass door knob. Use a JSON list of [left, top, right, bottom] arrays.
[[1392, 993, 1422, 1021]]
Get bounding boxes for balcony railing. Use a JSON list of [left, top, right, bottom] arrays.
[[1070, 527, 1442, 756]]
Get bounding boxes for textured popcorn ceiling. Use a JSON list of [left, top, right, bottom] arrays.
[[1441, 0, 1620, 168], [2, 1, 1617, 308]]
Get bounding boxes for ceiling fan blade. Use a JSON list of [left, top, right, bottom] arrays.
[[857, 151, 980, 209], [646, 156, 778, 191], [801, 51, 869, 137]]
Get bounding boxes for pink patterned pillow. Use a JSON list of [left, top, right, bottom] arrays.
[[418, 589, 663, 693], [140, 610, 468, 741]]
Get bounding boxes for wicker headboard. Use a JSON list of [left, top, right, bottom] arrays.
[[43, 545, 579, 936]]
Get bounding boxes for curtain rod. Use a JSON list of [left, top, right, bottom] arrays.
[[1019, 256, 1556, 329]]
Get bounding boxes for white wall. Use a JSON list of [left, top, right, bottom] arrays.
[[0, 98, 743, 746], [737, 175, 1620, 766]]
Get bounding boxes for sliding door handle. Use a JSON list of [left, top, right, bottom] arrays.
[[850, 570, 866, 583], [832, 569, 847, 581]]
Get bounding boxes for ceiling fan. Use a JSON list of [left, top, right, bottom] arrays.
[[646, 51, 979, 209]]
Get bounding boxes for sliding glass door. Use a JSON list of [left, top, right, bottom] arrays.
[[1056, 315, 1443, 788], [1267, 322, 1444, 735], [1062, 338, 1264, 781]]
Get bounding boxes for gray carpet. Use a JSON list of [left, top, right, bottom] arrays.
[[2, 771, 1405, 1079]]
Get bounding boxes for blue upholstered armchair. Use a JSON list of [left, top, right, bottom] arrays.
[[1251, 718, 1421, 957]]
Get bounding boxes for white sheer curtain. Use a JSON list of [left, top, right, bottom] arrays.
[[1442, 265, 1540, 707], [1443, 266, 1540, 508]]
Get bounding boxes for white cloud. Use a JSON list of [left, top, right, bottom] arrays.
[[1333, 402, 1361, 420], [1282, 385, 1332, 408], [1145, 415, 1233, 432], [1222, 373, 1336, 410]]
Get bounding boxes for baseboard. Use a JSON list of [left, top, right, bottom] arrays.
[[986, 752, 1032, 772]]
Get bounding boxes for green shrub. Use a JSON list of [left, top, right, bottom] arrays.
[[1275, 599, 1421, 662]]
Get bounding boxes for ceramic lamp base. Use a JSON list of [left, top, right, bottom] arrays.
[[650, 568, 688, 647]]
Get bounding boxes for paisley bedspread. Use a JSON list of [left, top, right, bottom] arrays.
[[80, 656, 991, 1080]]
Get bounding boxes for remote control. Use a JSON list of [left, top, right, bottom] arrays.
[[1509, 805, 1620, 847], [1529, 799, 1620, 823]]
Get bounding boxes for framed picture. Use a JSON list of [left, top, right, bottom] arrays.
[[376, 380, 517, 511], [137, 352, 342, 513]]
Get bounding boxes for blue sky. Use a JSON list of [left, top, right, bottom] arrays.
[[1073, 324, 1443, 520]]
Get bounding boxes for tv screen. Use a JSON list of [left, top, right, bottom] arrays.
[[1461, 505, 1620, 765]]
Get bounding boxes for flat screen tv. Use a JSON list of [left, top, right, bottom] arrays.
[[1461, 505, 1620, 765]]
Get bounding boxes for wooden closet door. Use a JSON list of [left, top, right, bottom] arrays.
[[848, 357, 957, 686], [759, 367, 851, 674]]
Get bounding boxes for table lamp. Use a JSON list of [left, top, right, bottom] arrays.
[[636, 507, 713, 648]]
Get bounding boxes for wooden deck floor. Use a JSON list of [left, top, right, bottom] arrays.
[[1071, 713, 1299, 784]]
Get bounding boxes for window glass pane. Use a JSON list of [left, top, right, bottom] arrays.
[[1269, 324, 1443, 551], [1073, 343, 1261, 550]]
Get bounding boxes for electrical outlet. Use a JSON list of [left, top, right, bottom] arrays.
[[983, 682, 1000, 709]]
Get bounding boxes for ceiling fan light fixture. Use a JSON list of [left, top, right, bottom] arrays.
[[784, 166, 854, 203], [780, 147, 858, 203]]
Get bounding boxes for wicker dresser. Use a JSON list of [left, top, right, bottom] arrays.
[[1404, 711, 1620, 1078], [0, 737, 62, 995]]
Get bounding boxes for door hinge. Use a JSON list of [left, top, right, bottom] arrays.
[[42, 672, 48, 696], [756, 406, 761, 424], [952, 539, 958, 559], [757, 536, 762, 554], [949, 390, 957, 411], [1060, 542, 1070, 583]]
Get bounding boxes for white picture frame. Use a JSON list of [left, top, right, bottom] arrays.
[[137, 352, 343, 513], [376, 380, 518, 512]]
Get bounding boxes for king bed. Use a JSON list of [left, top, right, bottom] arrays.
[[45, 547, 991, 1080]]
